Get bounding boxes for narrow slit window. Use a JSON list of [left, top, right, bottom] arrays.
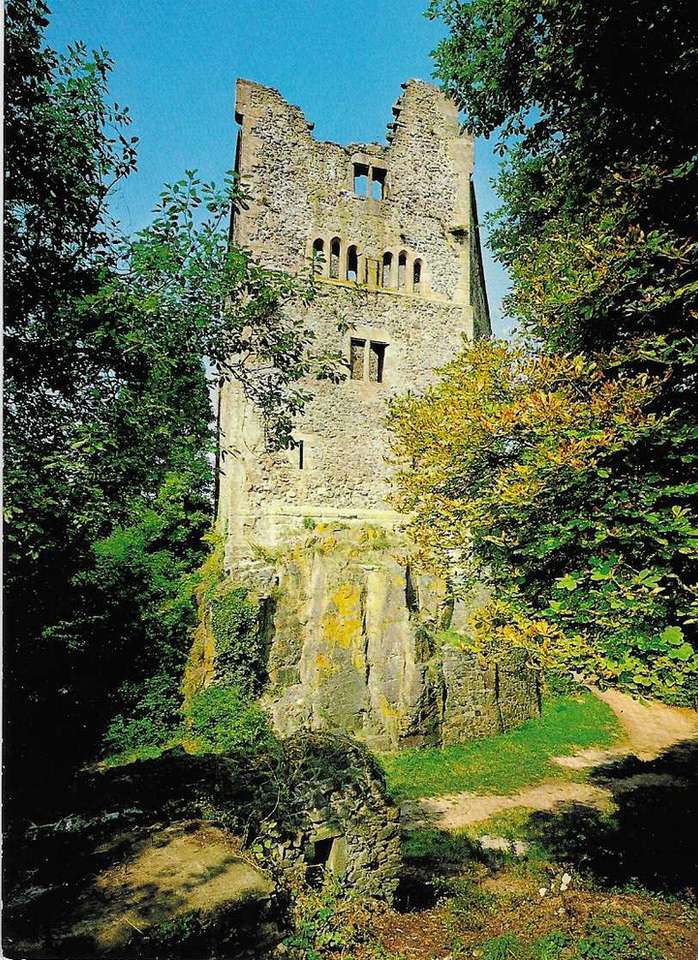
[[353, 163, 369, 197], [381, 252, 393, 288], [330, 237, 341, 279], [350, 338, 365, 379], [371, 167, 386, 200], [298, 440, 304, 470], [398, 251, 407, 289], [312, 238, 325, 275], [347, 245, 358, 282], [413, 259, 422, 292], [369, 342, 386, 383]]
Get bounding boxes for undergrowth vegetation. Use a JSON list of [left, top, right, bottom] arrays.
[[103, 532, 277, 767], [467, 922, 664, 960], [186, 685, 277, 756], [279, 829, 693, 960]]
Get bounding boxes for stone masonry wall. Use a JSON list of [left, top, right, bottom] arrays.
[[217, 78, 491, 560], [441, 647, 542, 746]]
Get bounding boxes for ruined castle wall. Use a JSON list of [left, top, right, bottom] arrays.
[[218, 79, 490, 559], [203, 81, 535, 754], [218, 288, 468, 554], [441, 647, 540, 745]]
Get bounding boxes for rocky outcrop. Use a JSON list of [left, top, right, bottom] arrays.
[[216, 525, 541, 750], [263, 525, 448, 750]]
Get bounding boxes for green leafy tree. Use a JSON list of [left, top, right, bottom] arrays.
[[3, 1, 335, 817], [389, 342, 697, 697], [387, 0, 698, 700]]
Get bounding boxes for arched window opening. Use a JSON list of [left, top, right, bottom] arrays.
[[398, 251, 407, 289], [347, 245, 358, 282], [413, 259, 422, 293], [381, 252, 393, 288], [312, 238, 325, 275], [330, 237, 341, 279]]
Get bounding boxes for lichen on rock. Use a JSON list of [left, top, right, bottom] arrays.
[[184, 524, 540, 751]]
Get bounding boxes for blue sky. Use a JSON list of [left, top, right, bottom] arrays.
[[47, 0, 511, 333]]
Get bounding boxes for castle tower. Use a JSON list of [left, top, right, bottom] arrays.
[[217, 78, 490, 563], [194, 80, 540, 750]]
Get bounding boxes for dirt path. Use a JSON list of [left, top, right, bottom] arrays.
[[401, 689, 698, 831], [593, 687, 698, 759], [401, 780, 612, 829]]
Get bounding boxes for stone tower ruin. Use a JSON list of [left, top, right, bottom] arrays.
[[208, 79, 539, 749], [217, 78, 490, 558]]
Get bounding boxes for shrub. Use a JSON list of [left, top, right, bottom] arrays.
[[210, 585, 268, 695], [543, 670, 583, 699], [103, 671, 185, 755], [192, 534, 270, 698], [187, 685, 277, 757]]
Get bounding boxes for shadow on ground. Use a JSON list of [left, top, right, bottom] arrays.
[[395, 738, 698, 911], [395, 828, 492, 911], [527, 737, 698, 895]]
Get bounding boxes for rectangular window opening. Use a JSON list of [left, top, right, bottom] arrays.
[[350, 338, 366, 380], [371, 167, 386, 201], [353, 163, 369, 197], [298, 440, 304, 470], [369, 342, 386, 383]]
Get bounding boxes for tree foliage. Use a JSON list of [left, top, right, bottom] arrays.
[[3, 0, 335, 814], [390, 343, 697, 697], [389, 0, 698, 699]]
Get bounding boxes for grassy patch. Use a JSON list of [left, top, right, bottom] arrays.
[[402, 827, 483, 868], [474, 922, 662, 959], [381, 692, 621, 801], [467, 807, 538, 841]]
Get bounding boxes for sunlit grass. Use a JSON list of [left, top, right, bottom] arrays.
[[381, 692, 621, 801]]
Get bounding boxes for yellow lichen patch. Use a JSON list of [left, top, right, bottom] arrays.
[[321, 581, 363, 649], [317, 535, 338, 554], [315, 652, 334, 673], [378, 694, 401, 720], [352, 649, 366, 672]]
